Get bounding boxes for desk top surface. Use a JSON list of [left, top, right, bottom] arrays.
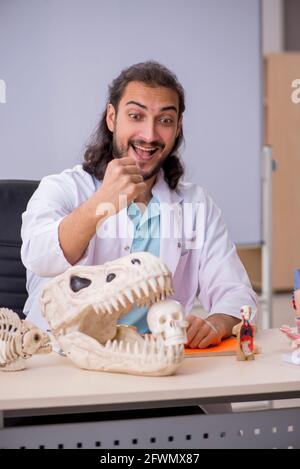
[[1, 329, 299, 411]]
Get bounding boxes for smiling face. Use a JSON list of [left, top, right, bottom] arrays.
[[106, 81, 182, 180]]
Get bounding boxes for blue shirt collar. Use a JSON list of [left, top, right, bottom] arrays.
[[128, 196, 160, 228]]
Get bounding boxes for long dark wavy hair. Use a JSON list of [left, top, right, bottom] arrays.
[[82, 61, 185, 190]]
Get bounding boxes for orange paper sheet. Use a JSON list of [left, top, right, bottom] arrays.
[[184, 336, 237, 357]]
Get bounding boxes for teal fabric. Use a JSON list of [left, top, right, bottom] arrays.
[[118, 196, 160, 333]]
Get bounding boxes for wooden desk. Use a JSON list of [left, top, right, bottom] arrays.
[[1, 329, 300, 449]]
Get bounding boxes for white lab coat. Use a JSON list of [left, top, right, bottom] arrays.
[[21, 165, 257, 329]]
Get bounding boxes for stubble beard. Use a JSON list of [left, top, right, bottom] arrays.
[[112, 135, 166, 181]]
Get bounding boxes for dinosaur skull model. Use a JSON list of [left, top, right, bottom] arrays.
[[0, 308, 52, 371], [40, 252, 187, 376]]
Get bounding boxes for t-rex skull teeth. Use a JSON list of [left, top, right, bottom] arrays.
[[40, 252, 186, 376], [58, 329, 185, 376]]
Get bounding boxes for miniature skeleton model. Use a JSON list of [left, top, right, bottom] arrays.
[[280, 326, 300, 366], [280, 269, 300, 365], [232, 305, 257, 361], [292, 269, 300, 333], [0, 308, 52, 371], [40, 252, 187, 376], [280, 326, 300, 349]]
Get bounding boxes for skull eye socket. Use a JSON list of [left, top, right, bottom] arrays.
[[34, 333, 41, 342], [159, 316, 166, 325], [106, 273, 116, 282], [172, 312, 180, 320], [131, 258, 141, 265], [70, 276, 92, 292]]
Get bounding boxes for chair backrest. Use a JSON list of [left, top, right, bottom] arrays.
[[0, 180, 39, 318]]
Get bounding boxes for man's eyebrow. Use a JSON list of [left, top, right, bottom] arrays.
[[125, 100, 147, 109], [125, 101, 178, 114], [160, 105, 178, 114]]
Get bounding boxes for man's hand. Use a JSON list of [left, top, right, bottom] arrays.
[[96, 156, 147, 215], [186, 313, 240, 348], [59, 156, 146, 265]]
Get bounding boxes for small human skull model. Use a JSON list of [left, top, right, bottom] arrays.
[[41, 252, 187, 376], [0, 308, 52, 371], [147, 299, 188, 346]]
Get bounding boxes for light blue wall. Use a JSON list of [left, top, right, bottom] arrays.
[[0, 0, 262, 244]]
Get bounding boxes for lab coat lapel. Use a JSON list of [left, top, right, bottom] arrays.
[[152, 171, 183, 275]]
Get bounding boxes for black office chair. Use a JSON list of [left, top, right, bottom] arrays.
[[0, 180, 39, 319]]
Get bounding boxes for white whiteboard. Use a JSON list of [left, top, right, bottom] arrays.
[[0, 0, 262, 244]]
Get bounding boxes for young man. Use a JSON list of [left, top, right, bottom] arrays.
[[21, 61, 257, 348]]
